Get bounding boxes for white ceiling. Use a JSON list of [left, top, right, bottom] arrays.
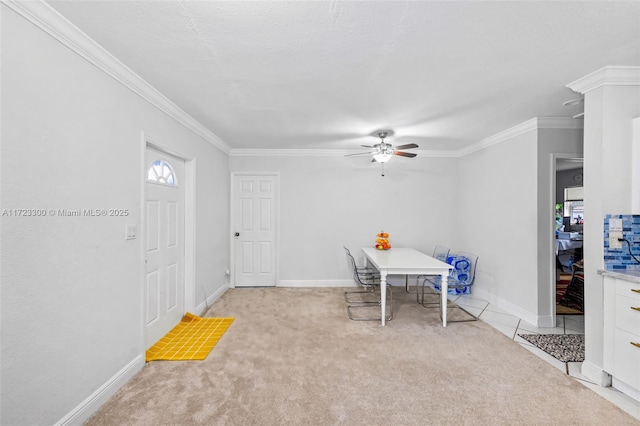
[[46, 1, 640, 152]]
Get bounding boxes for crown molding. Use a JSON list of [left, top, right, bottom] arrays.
[[567, 66, 640, 94], [229, 117, 581, 159], [536, 117, 584, 130], [3, 0, 231, 155], [455, 117, 583, 157], [229, 148, 457, 158], [455, 118, 538, 157]]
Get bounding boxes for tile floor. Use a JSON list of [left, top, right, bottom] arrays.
[[450, 293, 640, 421]]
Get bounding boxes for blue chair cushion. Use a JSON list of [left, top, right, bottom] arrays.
[[432, 255, 471, 295]]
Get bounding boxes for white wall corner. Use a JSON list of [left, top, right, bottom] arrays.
[[581, 360, 612, 387], [3, 0, 231, 155], [567, 66, 640, 95], [196, 283, 230, 315], [632, 117, 640, 214], [471, 287, 541, 327], [54, 355, 145, 426]]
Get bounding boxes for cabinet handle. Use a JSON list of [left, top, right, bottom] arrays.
[[632, 307, 640, 312], [632, 289, 640, 294], [631, 342, 640, 349]]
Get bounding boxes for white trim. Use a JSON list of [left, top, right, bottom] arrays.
[[582, 360, 612, 387], [229, 118, 582, 160], [612, 378, 640, 403], [278, 279, 357, 288], [54, 355, 145, 426], [3, 0, 230, 154], [567, 66, 640, 94], [456, 117, 583, 157], [456, 118, 538, 157], [229, 172, 280, 288], [472, 286, 541, 327], [537, 117, 584, 130], [548, 152, 584, 326]]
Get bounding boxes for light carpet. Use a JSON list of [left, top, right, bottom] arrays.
[[88, 288, 638, 425], [145, 313, 234, 362]]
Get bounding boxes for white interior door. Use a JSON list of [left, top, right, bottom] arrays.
[[145, 147, 185, 349], [233, 174, 278, 287]]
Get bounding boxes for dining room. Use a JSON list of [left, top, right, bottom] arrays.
[[2, 1, 640, 425]]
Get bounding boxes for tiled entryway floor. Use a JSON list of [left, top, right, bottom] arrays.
[[451, 293, 640, 421]]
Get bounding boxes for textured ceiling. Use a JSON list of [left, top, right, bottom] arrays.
[[46, 0, 640, 152]]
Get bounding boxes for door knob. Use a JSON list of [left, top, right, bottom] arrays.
[[234, 232, 240, 237]]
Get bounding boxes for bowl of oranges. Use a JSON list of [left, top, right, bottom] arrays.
[[375, 231, 391, 250]]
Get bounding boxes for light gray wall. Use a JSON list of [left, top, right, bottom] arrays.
[[229, 155, 459, 284], [456, 131, 541, 323], [1, 7, 229, 425]]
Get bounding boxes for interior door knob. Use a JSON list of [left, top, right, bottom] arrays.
[[234, 232, 240, 237]]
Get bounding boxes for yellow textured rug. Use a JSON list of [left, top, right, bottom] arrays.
[[146, 313, 234, 362]]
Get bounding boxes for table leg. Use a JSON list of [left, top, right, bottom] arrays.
[[441, 273, 448, 327], [380, 271, 387, 326]]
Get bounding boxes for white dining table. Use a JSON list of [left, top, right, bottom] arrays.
[[361, 247, 454, 327]]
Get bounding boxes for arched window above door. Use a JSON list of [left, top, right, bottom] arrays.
[[147, 159, 177, 186]]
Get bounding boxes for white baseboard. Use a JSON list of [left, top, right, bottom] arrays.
[[278, 280, 356, 288], [196, 283, 229, 315], [612, 377, 640, 403], [55, 355, 145, 426], [581, 360, 612, 387], [472, 287, 540, 326]]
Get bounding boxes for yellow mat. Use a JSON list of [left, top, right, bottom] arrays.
[[145, 313, 234, 362]]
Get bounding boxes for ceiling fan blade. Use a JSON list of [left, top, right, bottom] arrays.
[[394, 151, 417, 158], [361, 144, 375, 148], [345, 152, 373, 157], [371, 158, 378, 163], [394, 143, 419, 150]]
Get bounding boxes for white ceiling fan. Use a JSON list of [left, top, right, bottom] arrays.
[[345, 131, 419, 163]]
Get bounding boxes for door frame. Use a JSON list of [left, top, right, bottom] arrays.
[[140, 132, 196, 346], [548, 153, 584, 327], [229, 171, 280, 288]]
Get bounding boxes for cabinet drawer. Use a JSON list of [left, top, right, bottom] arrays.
[[616, 280, 640, 301], [614, 328, 640, 390], [615, 294, 640, 334]]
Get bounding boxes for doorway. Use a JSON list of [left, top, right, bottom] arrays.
[[553, 157, 584, 318], [230, 173, 279, 287]]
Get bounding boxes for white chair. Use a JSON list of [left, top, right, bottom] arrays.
[[343, 246, 393, 321]]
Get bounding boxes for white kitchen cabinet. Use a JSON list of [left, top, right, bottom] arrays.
[[603, 273, 640, 401]]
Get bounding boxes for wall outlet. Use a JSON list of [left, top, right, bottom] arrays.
[[609, 232, 623, 249], [608, 218, 623, 249]]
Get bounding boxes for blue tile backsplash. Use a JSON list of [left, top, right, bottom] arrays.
[[603, 214, 640, 271]]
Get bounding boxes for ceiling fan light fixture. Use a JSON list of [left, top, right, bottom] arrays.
[[373, 152, 393, 163]]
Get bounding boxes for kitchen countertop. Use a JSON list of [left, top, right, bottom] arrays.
[[598, 269, 640, 284]]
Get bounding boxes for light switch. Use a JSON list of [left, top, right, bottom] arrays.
[[126, 225, 137, 240]]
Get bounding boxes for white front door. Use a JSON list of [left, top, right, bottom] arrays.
[[233, 174, 278, 287], [145, 147, 185, 349]]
